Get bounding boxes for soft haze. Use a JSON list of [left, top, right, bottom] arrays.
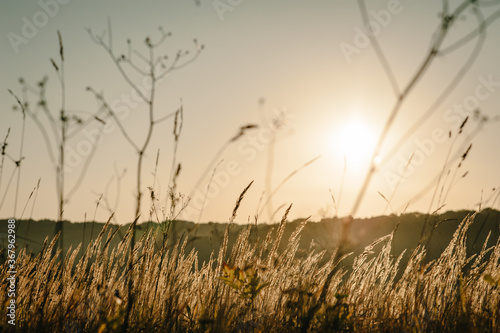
[[1, 0, 500, 224]]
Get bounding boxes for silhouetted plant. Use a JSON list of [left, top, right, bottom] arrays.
[[9, 31, 107, 257], [87, 23, 203, 230], [350, 0, 500, 218]]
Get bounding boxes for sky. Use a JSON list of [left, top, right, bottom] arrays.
[[1, 0, 500, 224]]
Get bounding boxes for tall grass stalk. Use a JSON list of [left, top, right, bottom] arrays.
[[350, 0, 500, 219], [87, 23, 203, 246], [3, 207, 498, 332], [9, 31, 107, 257]]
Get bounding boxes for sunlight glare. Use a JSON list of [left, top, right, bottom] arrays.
[[331, 117, 377, 170]]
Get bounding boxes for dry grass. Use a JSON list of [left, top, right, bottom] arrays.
[[1, 211, 499, 332]]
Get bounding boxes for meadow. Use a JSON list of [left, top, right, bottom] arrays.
[[1, 207, 499, 332], [2, 1, 500, 332]]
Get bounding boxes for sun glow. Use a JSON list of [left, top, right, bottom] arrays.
[[330, 117, 378, 169]]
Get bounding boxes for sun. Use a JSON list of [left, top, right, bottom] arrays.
[[330, 117, 378, 169]]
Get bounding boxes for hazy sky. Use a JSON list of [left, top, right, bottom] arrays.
[[1, 0, 500, 224]]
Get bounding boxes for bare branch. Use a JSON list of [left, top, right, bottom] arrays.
[[86, 27, 150, 103], [440, 7, 500, 55], [350, 0, 478, 217], [377, 4, 487, 171], [86, 87, 140, 152], [357, 0, 400, 96]]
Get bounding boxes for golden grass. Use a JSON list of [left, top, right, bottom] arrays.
[[1, 212, 499, 332]]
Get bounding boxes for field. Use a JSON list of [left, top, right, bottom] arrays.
[[1, 209, 499, 332], [2, 1, 500, 332]]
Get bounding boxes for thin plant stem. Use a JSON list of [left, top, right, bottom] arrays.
[[376, 1, 487, 172], [350, 0, 479, 218], [259, 155, 321, 218]]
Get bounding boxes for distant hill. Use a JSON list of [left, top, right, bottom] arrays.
[[1, 209, 499, 267]]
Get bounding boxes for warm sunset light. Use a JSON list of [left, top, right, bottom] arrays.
[[2, 1, 500, 331], [332, 117, 377, 169], [2, 1, 499, 225]]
